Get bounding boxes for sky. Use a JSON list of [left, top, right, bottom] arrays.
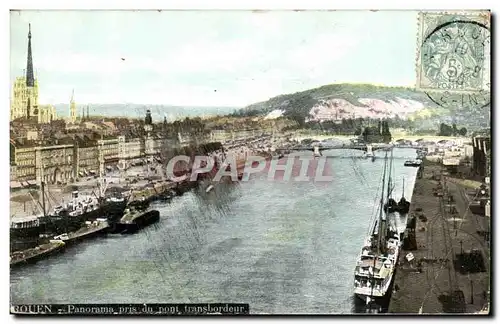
[[10, 10, 418, 107]]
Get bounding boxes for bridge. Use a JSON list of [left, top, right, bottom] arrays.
[[275, 143, 422, 153], [276, 144, 392, 153]]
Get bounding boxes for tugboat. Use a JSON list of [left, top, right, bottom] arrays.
[[397, 178, 411, 214], [115, 208, 160, 234]]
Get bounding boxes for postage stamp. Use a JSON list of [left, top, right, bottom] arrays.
[[416, 11, 491, 94]]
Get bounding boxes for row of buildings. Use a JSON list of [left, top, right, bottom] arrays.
[[10, 132, 165, 187], [10, 109, 273, 187]]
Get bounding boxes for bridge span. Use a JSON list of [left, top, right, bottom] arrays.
[[275, 143, 422, 153]]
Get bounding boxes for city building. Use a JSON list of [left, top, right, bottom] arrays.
[[97, 137, 119, 167], [35, 140, 75, 185], [144, 110, 163, 157], [74, 135, 99, 179], [118, 135, 143, 170], [472, 136, 490, 179], [10, 139, 37, 183], [10, 24, 56, 123], [210, 129, 230, 142]]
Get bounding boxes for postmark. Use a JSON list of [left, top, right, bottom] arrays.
[[416, 11, 491, 94]]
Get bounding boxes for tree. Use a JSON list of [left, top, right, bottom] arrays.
[[438, 123, 453, 136], [458, 127, 467, 136]]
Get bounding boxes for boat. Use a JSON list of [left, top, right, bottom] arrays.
[[404, 160, 422, 167], [383, 198, 398, 213], [354, 150, 402, 305], [397, 178, 411, 214], [54, 219, 109, 246], [10, 240, 66, 268], [100, 194, 127, 223], [10, 216, 41, 252], [115, 208, 160, 234]]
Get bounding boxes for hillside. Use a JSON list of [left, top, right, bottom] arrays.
[[239, 84, 490, 129]]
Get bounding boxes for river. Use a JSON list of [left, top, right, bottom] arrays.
[[10, 148, 418, 314]]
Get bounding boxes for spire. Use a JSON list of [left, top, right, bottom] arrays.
[[70, 89, 76, 123], [26, 23, 35, 87]]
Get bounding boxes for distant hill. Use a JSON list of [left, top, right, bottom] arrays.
[[239, 83, 490, 129], [54, 104, 238, 122]]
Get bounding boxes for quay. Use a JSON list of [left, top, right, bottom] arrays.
[[389, 161, 490, 314]]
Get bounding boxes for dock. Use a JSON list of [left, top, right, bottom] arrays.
[[389, 161, 490, 314]]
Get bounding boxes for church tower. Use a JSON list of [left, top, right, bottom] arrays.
[[69, 89, 77, 123], [144, 109, 153, 134], [10, 23, 43, 121]]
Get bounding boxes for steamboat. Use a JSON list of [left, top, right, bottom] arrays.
[[354, 150, 402, 305]]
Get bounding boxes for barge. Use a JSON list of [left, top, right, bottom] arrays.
[[10, 241, 66, 268]]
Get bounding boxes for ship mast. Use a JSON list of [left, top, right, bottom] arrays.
[[401, 178, 405, 199], [377, 151, 388, 255], [387, 149, 394, 198], [98, 138, 108, 198], [40, 181, 46, 216]]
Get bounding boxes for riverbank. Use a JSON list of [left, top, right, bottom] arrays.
[[389, 161, 490, 314]]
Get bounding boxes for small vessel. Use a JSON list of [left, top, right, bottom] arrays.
[[115, 208, 160, 234], [10, 216, 41, 252], [10, 240, 66, 268], [127, 196, 151, 211], [383, 198, 398, 213], [100, 193, 128, 224], [206, 184, 215, 193], [404, 160, 422, 167], [397, 179, 411, 214], [354, 150, 401, 305]]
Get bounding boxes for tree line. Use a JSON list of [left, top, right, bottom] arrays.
[[438, 123, 467, 136]]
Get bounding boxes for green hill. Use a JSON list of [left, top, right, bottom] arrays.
[[237, 83, 490, 129]]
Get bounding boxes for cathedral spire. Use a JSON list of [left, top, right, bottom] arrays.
[[26, 23, 35, 87]]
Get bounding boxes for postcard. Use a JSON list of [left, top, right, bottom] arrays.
[[9, 9, 491, 315]]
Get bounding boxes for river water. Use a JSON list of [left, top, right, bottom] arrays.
[[10, 148, 418, 314]]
